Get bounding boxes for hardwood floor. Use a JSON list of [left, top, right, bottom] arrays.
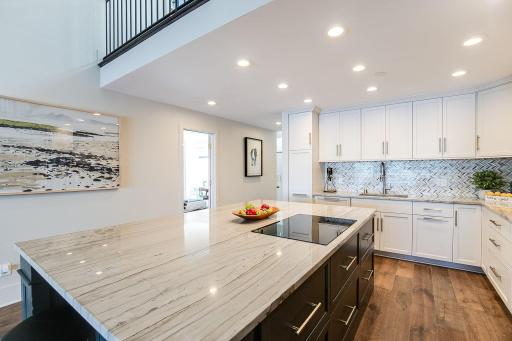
[[355, 256, 512, 341], [0, 303, 21, 338], [0, 257, 511, 340]]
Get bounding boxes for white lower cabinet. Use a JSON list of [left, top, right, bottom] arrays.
[[379, 213, 413, 255], [413, 215, 454, 262], [453, 205, 481, 266]]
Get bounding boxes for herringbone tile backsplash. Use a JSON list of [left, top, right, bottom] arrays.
[[325, 159, 512, 198]]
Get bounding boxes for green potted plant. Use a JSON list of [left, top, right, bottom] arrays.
[[471, 170, 505, 198]]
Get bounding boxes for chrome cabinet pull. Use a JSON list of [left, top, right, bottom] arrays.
[[386, 141, 389, 155], [423, 208, 442, 211], [382, 141, 385, 155], [455, 210, 458, 226], [489, 238, 501, 248], [381, 217, 384, 231], [339, 144, 342, 157], [443, 137, 447, 152], [337, 305, 357, 326], [383, 214, 408, 219], [476, 135, 481, 151], [289, 302, 322, 335], [322, 197, 347, 202], [489, 219, 502, 227], [490, 266, 502, 281], [292, 193, 308, 197], [438, 138, 442, 153], [421, 217, 447, 222], [362, 269, 374, 281], [340, 256, 357, 271], [309, 132, 312, 145], [362, 233, 374, 241]]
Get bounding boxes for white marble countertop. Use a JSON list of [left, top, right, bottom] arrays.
[[15, 200, 375, 341], [313, 192, 512, 223]]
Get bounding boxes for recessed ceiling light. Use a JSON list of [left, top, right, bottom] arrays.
[[327, 26, 344, 38], [66, 252, 73, 255], [64, 123, 71, 126], [304, 98, 313, 104], [277, 83, 288, 89], [95, 271, 103, 275], [209, 287, 217, 295], [452, 70, 467, 77], [207, 100, 216, 106], [353, 64, 366, 72], [237, 59, 250, 67], [275, 121, 282, 126], [79, 260, 86, 264], [367, 86, 378, 92], [92, 113, 101, 116], [102, 244, 108, 247], [276, 250, 282, 257], [463, 36, 483, 47]]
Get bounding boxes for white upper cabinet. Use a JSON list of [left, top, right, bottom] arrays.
[[413, 98, 443, 159], [442, 94, 476, 158], [318, 112, 339, 161], [289, 112, 312, 151], [477, 82, 512, 157], [362, 106, 386, 160], [339, 109, 361, 161], [386, 102, 412, 160]]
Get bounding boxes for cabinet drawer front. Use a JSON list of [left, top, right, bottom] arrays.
[[329, 271, 358, 341], [359, 250, 374, 305], [314, 196, 350, 206], [484, 208, 512, 241], [261, 266, 327, 341], [413, 202, 453, 217], [351, 198, 412, 214], [487, 227, 512, 268], [358, 220, 374, 259], [484, 248, 512, 307], [330, 234, 358, 304]]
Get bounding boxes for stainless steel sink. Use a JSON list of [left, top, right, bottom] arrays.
[[359, 193, 409, 198]]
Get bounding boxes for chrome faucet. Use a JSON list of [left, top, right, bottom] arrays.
[[378, 161, 391, 194]]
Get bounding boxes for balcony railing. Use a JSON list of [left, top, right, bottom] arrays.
[[100, 0, 210, 66]]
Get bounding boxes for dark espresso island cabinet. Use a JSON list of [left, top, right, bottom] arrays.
[[246, 219, 374, 341]]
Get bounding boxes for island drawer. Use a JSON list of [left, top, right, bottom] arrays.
[[358, 219, 374, 259], [261, 265, 328, 341], [328, 270, 358, 341], [358, 249, 374, 306], [330, 234, 358, 304]]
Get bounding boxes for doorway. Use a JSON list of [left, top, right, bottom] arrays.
[[183, 130, 215, 212]]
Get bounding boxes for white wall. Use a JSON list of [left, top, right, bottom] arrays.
[[0, 0, 276, 266]]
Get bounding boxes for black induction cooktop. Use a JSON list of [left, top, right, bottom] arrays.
[[252, 214, 356, 245]]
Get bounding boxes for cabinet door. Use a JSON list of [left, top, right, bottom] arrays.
[[453, 205, 482, 266], [443, 94, 476, 158], [413, 98, 443, 159], [380, 213, 413, 255], [289, 112, 312, 151], [339, 109, 361, 161], [361, 106, 386, 160], [386, 102, 412, 160], [413, 216, 454, 261], [288, 150, 312, 201], [477, 83, 512, 157], [318, 112, 339, 161]]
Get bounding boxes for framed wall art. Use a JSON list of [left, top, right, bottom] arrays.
[[244, 137, 262, 177], [0, 96, 120, 195]]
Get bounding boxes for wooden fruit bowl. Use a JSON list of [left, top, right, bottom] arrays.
[[232, 207, 280, 221]]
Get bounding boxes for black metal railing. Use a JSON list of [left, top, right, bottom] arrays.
[[100, 0, 209, 66]]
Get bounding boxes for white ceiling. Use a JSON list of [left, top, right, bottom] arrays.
[[105, 0, 512, 130]]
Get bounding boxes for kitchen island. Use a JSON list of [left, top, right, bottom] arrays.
[[14, 201, 375, 340]]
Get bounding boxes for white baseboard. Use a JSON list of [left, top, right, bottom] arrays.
[[0, 272, 21, 308]]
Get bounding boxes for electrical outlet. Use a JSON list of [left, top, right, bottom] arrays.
[[0, 263, 12, 277]]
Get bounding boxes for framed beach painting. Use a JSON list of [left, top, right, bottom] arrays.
[[0, 96, 120, 195], [244, 137, 262, 177]]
